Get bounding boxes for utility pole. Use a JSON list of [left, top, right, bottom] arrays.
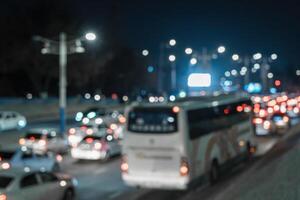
[[59, 33, 67, 134]]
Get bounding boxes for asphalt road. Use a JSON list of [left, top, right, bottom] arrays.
[[0, 118, 299, 200]]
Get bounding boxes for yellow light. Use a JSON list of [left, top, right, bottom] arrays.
[[19, 138, 25, 145], [239, 140, 245, 147]]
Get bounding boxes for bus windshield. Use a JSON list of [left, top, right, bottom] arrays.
[[128, 107, 177, 134]]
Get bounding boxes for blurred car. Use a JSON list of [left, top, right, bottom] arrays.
[[0, 111, 26, 131], [19, 128, 68, 154], [71, 134, 121, 161], [0, 168, 77, 200], [0, 148, 60, 172], [67, 124, 109, 148], [271, 113, 291, 133], [253, 117, 275, 136]]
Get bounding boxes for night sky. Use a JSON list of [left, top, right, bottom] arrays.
[[73, 0, 300, 65], [1, 0, 300, 96]]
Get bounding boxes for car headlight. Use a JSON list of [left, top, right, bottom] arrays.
[[18, 120, 26, 127]]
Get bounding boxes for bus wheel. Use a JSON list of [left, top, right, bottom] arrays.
[[209, 160, 219, 185]]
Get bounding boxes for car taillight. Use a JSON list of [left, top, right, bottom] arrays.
[[69, 128, 76, 135], [259, 109, 267, 118], [94, 142, 102, 150], [86, 129, 93, 135], [283, 116, 289, 123], [0, 194, 7, 200], [19, 138, 25, 145], [263, 120, 271, 130], [1, 162, 10, 170], [253, 118, 263, 124], [56, 154, 63, 162], [121, 155, 129, 174], [38, 139, 47, 146], [180, 157, 189, 176]]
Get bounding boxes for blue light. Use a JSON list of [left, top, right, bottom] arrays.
[[270, 87, 277, 94], [147, 66, 154, 73], [244, 83, 262, 93], [224, 80, 232, 87]]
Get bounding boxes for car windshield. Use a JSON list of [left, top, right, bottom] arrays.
[[128, 107, 178, 133], [0, 176, 14, 189]]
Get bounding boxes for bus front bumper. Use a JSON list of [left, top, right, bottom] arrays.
[[122, 174, 189, 190]]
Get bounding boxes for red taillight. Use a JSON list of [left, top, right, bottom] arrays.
[[121, 155, 129, 174], [29, 136, 35, 141], [180, 157, 189, 176], [253, 118, 263, 124], [0, 194, 7, 200]]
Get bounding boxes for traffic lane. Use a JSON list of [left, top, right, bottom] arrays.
[[182, 124, 300, 200], [60, 155, 133, 200]]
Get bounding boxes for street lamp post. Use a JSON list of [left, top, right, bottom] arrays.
[[34, 32, 96, 134], [59, 33, 67, 133]]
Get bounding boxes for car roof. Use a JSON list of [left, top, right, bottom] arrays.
[[26, 128, 58, 135]]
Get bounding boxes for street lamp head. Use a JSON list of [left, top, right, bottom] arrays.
[[185, 48, 193, 55], [169, 55, 176, 62], [217, 46, 226, 54], [142, 49, 149, 56], [169, 39, 176, 46], [253, 53, 262, 60], [190, 58, 197, 65], [271, 53, 278, 60], [85, 32, 96, 41], [232, 54, 239, 61]]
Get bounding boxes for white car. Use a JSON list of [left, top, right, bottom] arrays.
[[67, 124, 109, 148], [71, 135, 121, 161], [0, 168, 77, 200], [0, 112, 26, 131], [0, 149, 60, 172], [19, 128, 68, 154]]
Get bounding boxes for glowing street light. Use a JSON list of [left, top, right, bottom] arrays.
[[267, 72, 274, 79], [232, 54, 239, 61], [185, 48, 193, 55], [231, 69, 238, 76], [85, 32, 97, 41], [190, 58, 197, 65], [217, 46, 226, 54], [169, 55, 176, 62], [169, 39, 176, 46], [296, 70, 300, 76], [271, 53, 278, 60], [142, 49, 149, 56], [254, 63, 260, 70], [253, 53, 262, 60], [224, 71, 231, 77]]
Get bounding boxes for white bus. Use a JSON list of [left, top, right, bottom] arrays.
[[121, 94, 255, 190]]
